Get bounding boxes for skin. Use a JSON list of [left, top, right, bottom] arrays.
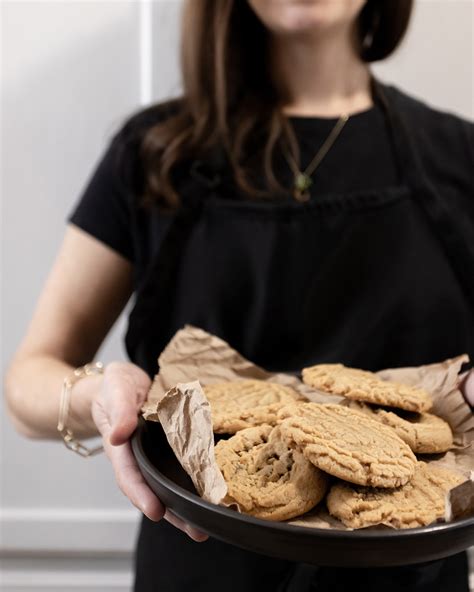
[[4, 0, 474, 545], [5, 228, 206, 542], [248, 0, 366, 35], [248, 0, 371, 116]]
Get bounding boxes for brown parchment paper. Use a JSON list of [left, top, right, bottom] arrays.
[[143, 325, 474, 528], [149, 380, 227, 504], [143, 326, 341, 421]]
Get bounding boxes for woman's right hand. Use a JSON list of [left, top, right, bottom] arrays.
[[91, 361, 208, 542]]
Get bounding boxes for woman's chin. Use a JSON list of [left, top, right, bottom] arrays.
[[248, 0, 366, 38], [268, 17, 341, 39]]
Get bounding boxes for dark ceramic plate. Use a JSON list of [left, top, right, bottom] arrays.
[[132, 419, 474, 567]]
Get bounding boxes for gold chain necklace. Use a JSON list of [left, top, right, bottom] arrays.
[[283, 113, 349, 201]]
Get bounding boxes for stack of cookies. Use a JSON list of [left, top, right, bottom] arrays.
[[205, 365, 465, 528]]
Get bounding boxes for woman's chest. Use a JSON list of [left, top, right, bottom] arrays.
[[130, 190, 473, 373]]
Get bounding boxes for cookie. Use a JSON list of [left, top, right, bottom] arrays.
[[204, 380, 303, 434], [327, 462, 466, 529], [346, 401, 453, 454], [278, 403, 417, 488], [302, 363, 432, 413], [214, 424, 328, 521]]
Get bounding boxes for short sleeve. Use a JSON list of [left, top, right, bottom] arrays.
[[68, 130, 136, 261]]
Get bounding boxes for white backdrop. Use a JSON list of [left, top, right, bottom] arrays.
[[1, 1, 473, 591]]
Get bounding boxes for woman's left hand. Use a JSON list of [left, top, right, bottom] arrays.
[[460, 369, 474, 407]]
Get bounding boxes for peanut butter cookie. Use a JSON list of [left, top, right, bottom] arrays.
[[214, 424, 328, 521], [346, 401, 453, 454], [327, 462, 466, 529], [302, 364, 432, 413], [204, 380, 303, 434], [278, 403, 417, 488]]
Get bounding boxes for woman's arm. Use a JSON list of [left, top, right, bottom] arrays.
[[5, 225, 132, 438], [4, 226, 207, 540], [4, 225, 157, 513]]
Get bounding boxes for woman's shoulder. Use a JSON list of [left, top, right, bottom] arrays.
[[115, 97, 184, 146], [381, 83, 473, 158], [381, 83, 472, 208], [105, 98, 186, 196]]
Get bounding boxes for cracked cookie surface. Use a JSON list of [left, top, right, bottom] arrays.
[[204, 380, 303, 434], [214, 424, 328, 521], [346, 401, 453, 454], [327, 462, 466, 529], [302, 364, 432, 413], [278, 403, 417, 488]]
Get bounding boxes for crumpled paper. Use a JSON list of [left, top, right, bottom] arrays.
[[148, 379, 227, 504], [142, 325, 474, 527]]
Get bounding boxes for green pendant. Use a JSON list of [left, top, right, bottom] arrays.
[[295, 173, 312, 192], [294, 173, 312, 201]]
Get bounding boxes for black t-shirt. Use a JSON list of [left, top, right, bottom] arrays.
[[69, 84, 474, 373], [69, 104, 399, 265], [69, 86, 473, 275]]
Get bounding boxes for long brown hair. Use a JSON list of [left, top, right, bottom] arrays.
[[142, 0, 413, 207]]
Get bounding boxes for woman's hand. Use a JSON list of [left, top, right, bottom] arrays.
[[460, 369, 474, 407], [92, 361, 208, 542]]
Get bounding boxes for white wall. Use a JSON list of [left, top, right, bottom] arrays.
[[1, 2, 145, 590], [373, 0, 473, 119], [1, 1, 472, 591]]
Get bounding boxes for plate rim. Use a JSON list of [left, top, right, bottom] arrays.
[[132, 420, 474, 541]]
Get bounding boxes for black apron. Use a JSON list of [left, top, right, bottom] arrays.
[[127, 82, 473, 592]]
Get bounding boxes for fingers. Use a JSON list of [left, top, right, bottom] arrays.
[[105, 438, 165, 522], [460, 369, 474, 407], [105, 440, 208, 542], [165, 509, 209, 542], [93, 362, 208, 542]]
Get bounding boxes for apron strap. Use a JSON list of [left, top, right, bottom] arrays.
[[373, 79, 474, 306], [125, 155, 224, 369]]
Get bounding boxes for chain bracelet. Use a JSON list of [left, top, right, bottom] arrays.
[[57, 362, 104, 457]]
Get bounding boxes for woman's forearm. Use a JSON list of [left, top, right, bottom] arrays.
[[4, 228, 135, 441], [4, 354, 102, 440]]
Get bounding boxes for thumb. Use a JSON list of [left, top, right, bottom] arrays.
[[101, 362, 151, 446], [109, 396, 139, 446]]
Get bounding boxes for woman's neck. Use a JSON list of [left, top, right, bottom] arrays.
[[270, 28, 372, 118]]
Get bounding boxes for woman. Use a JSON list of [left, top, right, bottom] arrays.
[[5, 0, 473, 590]]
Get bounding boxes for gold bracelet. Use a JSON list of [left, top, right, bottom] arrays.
[[57, 362, 105, 457]]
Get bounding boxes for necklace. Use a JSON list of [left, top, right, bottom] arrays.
[[283, 113, 349, 201]]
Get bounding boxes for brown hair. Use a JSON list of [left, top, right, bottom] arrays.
[[142, 0, 413, 208]]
